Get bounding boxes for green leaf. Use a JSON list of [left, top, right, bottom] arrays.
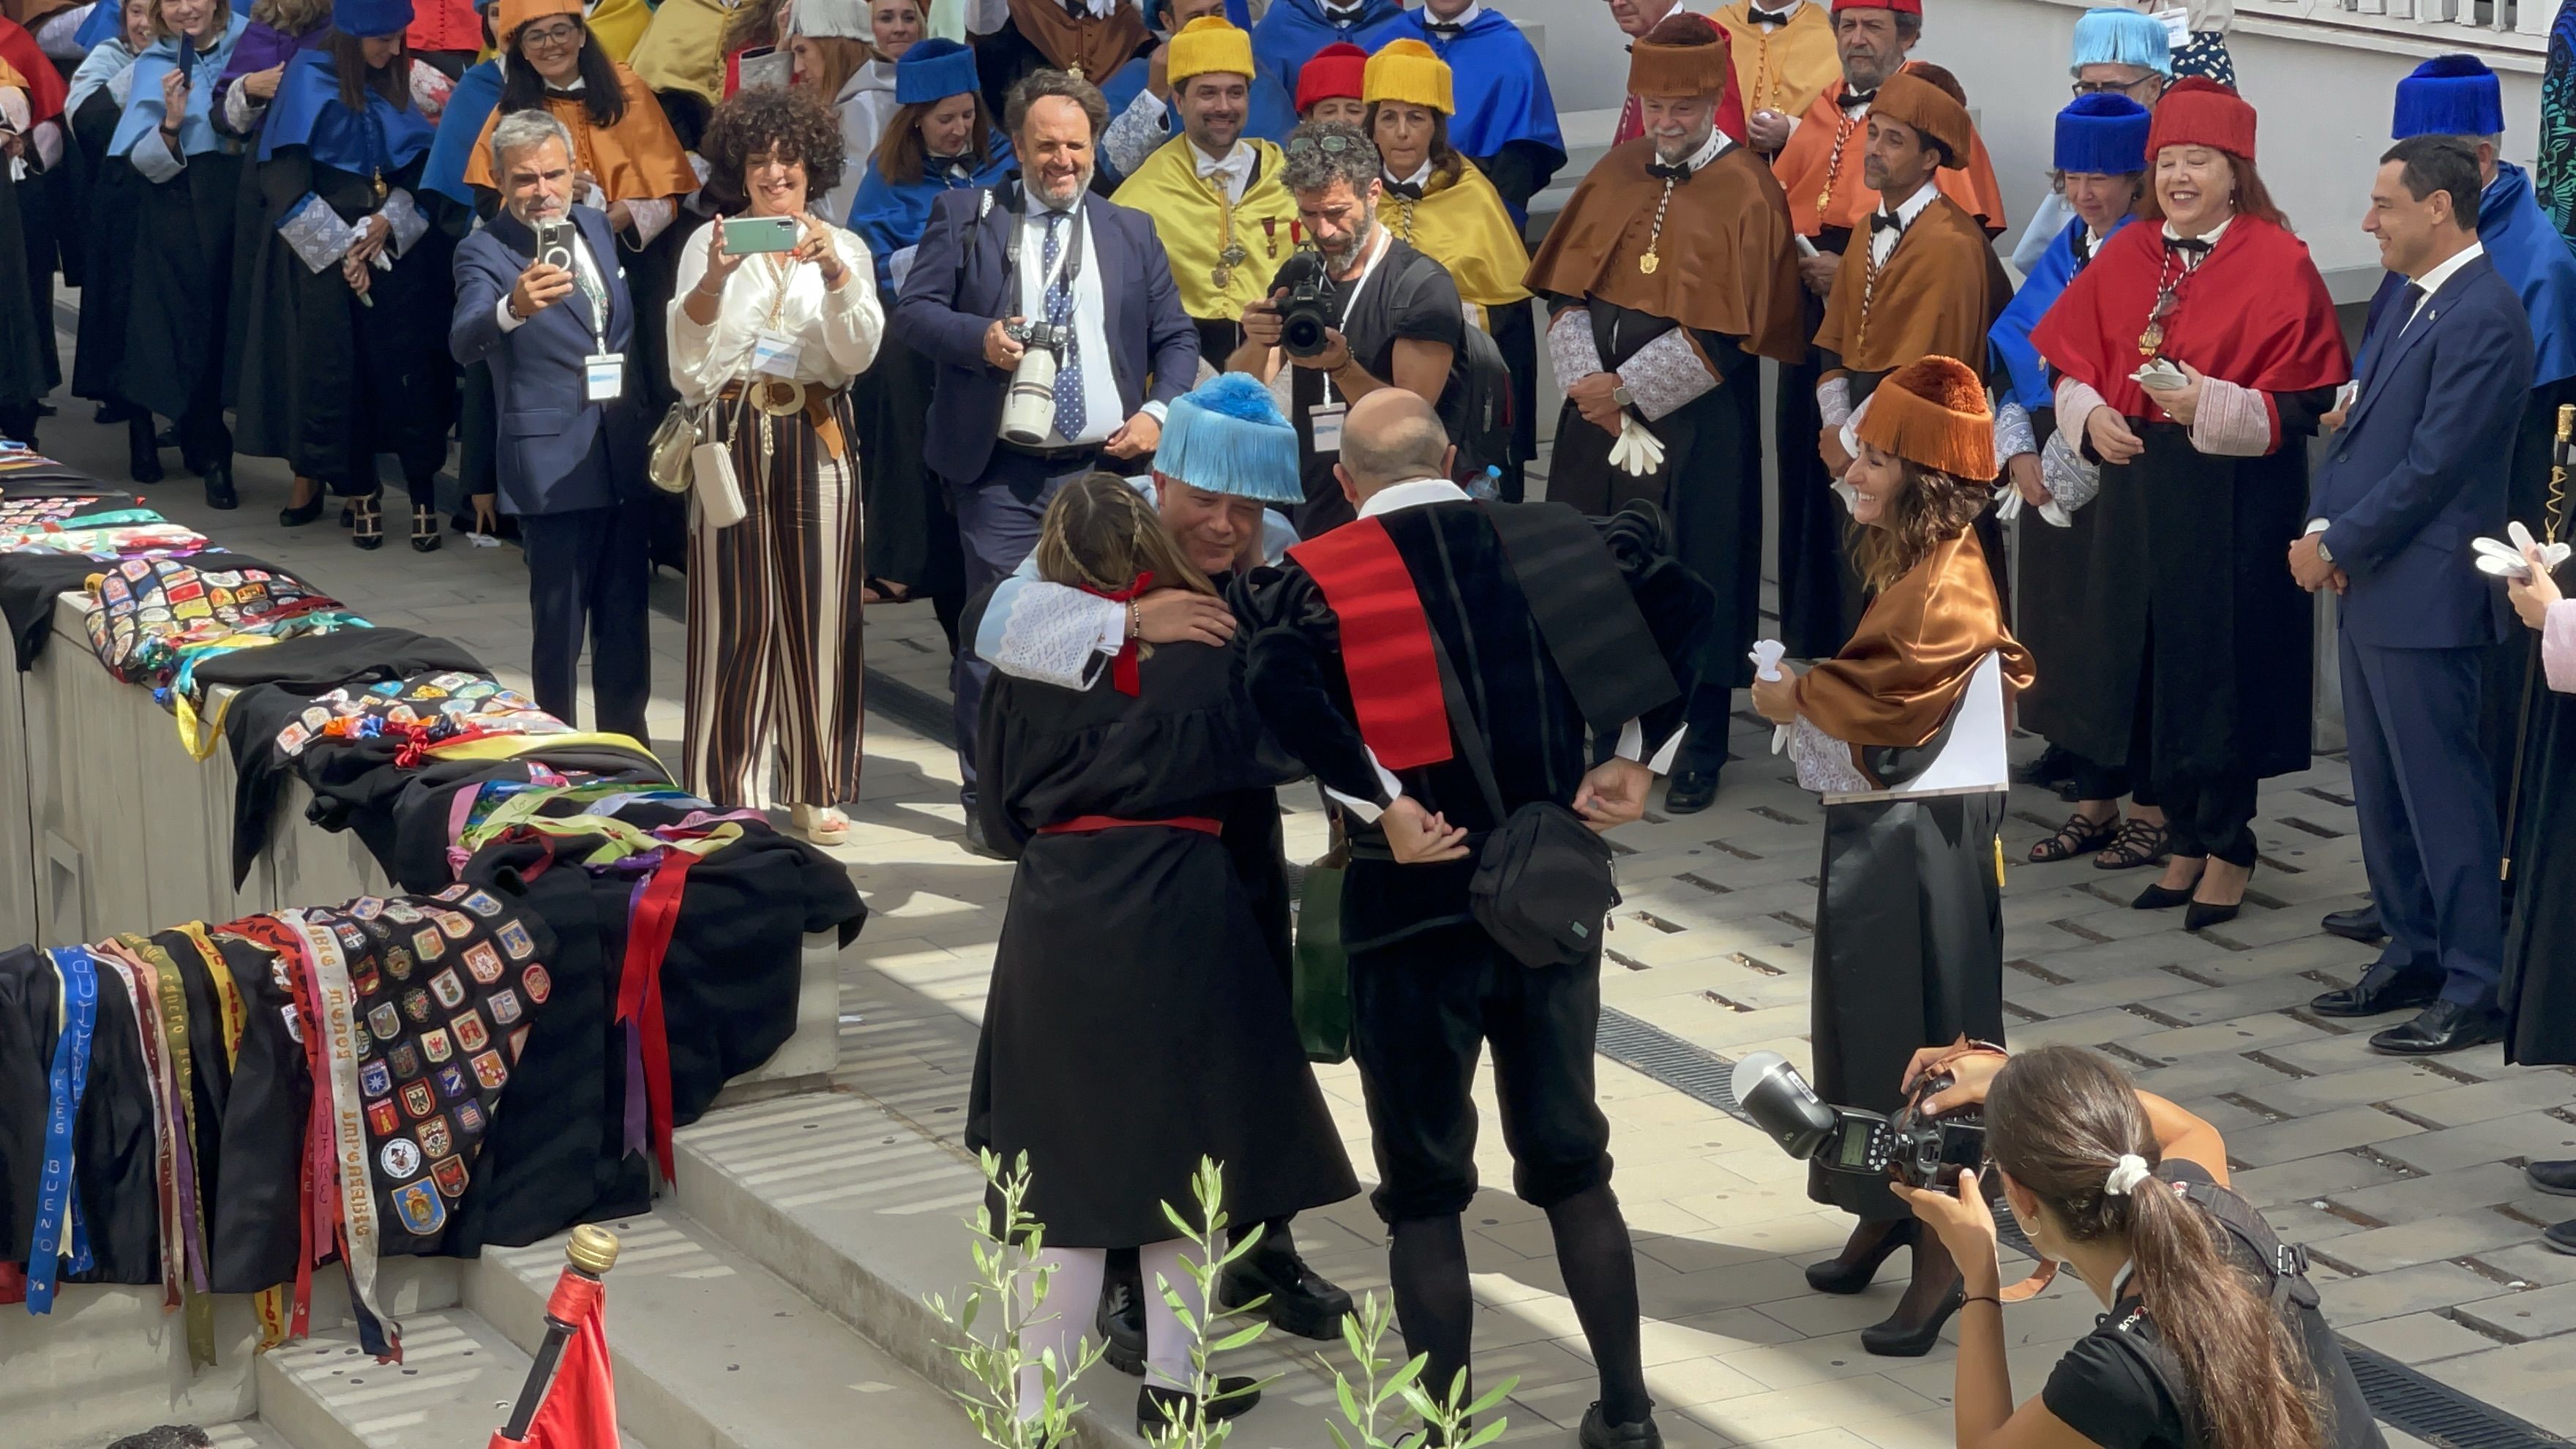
[[1336, 1374, 1364, 1425], [1461, 1377, 1516, 1418], [1377, 1355, 1426, 1404], [1330, 1426, 1357, 1449], [1457, 1421, 1509, 1449], [1210, 1322, 1268, 1353]]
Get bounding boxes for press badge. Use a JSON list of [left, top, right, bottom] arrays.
[[752, 329, 802, 378], [1309, 402, 1346, 455], [584, 351, 624, 402]]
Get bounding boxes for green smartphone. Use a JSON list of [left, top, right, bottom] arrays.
[[722, 215, 800, 255]]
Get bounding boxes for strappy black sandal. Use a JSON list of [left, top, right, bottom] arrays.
[[351, 493, 383, 550], [2029, 810, 2119, 864], [2094, 816, 2170, 871]]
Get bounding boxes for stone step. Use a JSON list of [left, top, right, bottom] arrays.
[[205, 1420, 301, 1449], [457, 1206, 987, 1449], [252, 1306, 652, 1449], [666, 1091, 1377, 1449]]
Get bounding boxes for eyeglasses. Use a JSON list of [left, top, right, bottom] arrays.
[[1286, 133, 1364, 157], [520, 21, 582, 48], [2071, 76, 2158, 96]]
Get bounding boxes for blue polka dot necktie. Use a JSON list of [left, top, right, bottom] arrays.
[[1043, 212, 1087, 441]]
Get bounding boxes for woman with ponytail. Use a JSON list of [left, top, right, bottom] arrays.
[[1896, 1043, 2381, 1449]]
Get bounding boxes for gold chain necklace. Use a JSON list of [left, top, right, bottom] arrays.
[[1640, 176, 1678, 274], [1200, 165, 1251, 289], [1816, 104, 1864, 216]]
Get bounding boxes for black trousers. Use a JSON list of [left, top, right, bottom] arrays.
[[2160, 773, 2259, 867], [520, 500, 653, 741], [1348, 917, 1611, 1223]]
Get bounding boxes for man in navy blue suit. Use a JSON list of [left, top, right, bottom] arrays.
[[893, 67, 1197, 839], [2301, 135, 2534, 1055], [450, 111, 654, 744]]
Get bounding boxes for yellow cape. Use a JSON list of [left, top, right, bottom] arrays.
[[1377, 162, 1530, 314], [628, 0, 730, 103], [584, 0, 653, 63], [1111, 136, 1300, 322]]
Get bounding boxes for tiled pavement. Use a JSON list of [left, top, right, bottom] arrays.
[[30, 301, 2576, 1445]]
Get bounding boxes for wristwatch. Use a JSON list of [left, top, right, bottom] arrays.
[[2315, 536, 2335, 564], [1610, 382, 1635, 409]]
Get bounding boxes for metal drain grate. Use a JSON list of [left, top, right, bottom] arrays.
[[1594, 1006, 2571, 1449]]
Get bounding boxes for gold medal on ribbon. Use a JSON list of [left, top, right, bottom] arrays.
[[1639, 252, 1660, 275], [1211, 265, 1232, 288], [2138, 323, 2163, 356]]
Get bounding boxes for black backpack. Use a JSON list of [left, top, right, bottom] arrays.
[[1443, 322, 1516, 485]]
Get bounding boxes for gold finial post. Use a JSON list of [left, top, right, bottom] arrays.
[[565, 1224, 621, 1276], [494, 1227, 624, 1444]]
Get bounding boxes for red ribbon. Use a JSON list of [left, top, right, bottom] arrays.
[[1286, 520, 1453, 770], [1075, 571, 1156, 697], [1037, 815, 1224, 836], [615, 853, 697, 1184]]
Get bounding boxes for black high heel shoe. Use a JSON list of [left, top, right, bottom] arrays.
[[2186, 861, 2255, 932], [1804, 1218, 1917, 1295], [278, 479, 325, 527], [1860, 1279, 1966, 1358], [2132, 858, 2206, 910]]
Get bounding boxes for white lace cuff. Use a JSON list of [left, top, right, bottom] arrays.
[[624, 195, 677, 248], [277, 192, 355, 273], [1101, 86, 1171, 180], [2040, 427, 2100, 512], [2190, 375, 2274, 457], [380, 189, 429, 258], [988, 580, 1124, 690], [1548, 306, 1605, 385], [2053, 376, 2108, 459], [1790, 715, 1871, 795], [222, 78, 266, 135], [1993, 399, 2036, 463], [1614, 329, 1718, 423], [1817, 374, 1852, 430]]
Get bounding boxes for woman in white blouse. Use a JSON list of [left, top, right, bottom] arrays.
[[669, 83, 885, 843]]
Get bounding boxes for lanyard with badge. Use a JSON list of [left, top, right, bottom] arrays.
[[542, 223, 624, 402], [1306, 228, 1392, 457], [750, 253, 809, 381]]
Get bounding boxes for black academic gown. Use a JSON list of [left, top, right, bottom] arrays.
[[231, 148, 455, 490], [69, 89, 143, 408], [1545, 299, 1764, 774], [2012, 405, 2108, 750], [119, 135, 241, 450], [1775, 231, 1857, 658], [0, 135, 43, 428], [964, 624, 1358, 1247], [2044, 404, 2331, 788]]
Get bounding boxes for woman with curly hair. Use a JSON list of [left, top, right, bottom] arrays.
[[670, 83, 885, 841], [1751, 354, 2036, 1357]]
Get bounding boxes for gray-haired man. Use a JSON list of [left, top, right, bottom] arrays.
[[449, 110, 654, 741], [1224, 121, 1467, 537]]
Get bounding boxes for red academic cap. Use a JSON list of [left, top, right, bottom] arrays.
[[2146, 76, 2257, 162], [1832, 0, 1925, 15], [1297, 42, 1369, 113]]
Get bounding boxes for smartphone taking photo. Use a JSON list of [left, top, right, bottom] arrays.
[[722, 215, 800, 255]]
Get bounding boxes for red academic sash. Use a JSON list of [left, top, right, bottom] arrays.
[[1288, 519, 1455, 772], [1037, 815, 1224, 836]]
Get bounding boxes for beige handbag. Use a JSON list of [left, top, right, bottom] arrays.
[[646, 402, 700, 495]]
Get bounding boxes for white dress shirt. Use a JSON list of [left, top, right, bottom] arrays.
[[667, 217, 885, 401], [1013, 196, 1128, 448], [1868, 178, 1939, 269], [2310, 238, 2487, 535]]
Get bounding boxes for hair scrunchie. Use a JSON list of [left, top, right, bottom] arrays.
[[2103, 1153, 2153, 1197]]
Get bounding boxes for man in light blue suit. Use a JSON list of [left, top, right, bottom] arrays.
[[449, 110, 654, 741], [2301, 136, 2534, 1055]]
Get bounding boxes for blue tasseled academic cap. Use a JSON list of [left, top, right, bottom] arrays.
[[332, 0, 416, 38], [2393, 54, 2505, 140], [896, 38, 981, 105], [1153, 375, 1304, 506], [2070, 7, 2171, 78], [2055, 92, 2151, 176]]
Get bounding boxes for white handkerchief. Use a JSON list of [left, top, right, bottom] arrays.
[[1751, 640, 1789, 755]]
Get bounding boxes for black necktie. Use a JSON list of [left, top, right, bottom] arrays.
[[1841, 88, 1876, 111], [1749, 5, 1796, 24], [1647, 158, 1693, 181], [1870, 209, 1903, 235], [2400, 280, 2429, 323]]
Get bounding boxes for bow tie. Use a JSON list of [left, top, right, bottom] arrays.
[[1870, 210, 1905, 234], [1840, 87, 1876, 110], [1646, 158, 1694, 181], [2071, 229, 2094, 266], [1384, 176, 1426, 200], [1321, 2, 1367, 24], [2164, 236, 2214, 257], [1423, 18, 1467, 34], [1749, 5, 1797, 24]]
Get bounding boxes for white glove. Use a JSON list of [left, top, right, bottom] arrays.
[[1751, 639, 1789, 755], [1608, 414, 1666, 476]]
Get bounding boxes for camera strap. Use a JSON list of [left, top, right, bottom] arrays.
[[1003, 200, 1087, 311]]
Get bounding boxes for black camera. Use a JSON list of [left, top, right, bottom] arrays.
[[1005, 318, 1071, 354], [1278, 268, 1339, 359], [1731, 1051, 1985, 1189]]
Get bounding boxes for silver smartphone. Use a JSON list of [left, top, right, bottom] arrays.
[[722, 215, 801, 255]]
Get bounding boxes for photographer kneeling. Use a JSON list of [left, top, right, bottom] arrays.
[[1895, 1043, 2384, 1449]]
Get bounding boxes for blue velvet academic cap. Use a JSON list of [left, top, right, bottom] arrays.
[[332, 0, 414, 38], [1153, 375, 1303, 505], [2393, 54, 2505, 140], [2055, 92, 2152, 175], [896, 38, 981, 105], [2069, 7, 2171, 78]]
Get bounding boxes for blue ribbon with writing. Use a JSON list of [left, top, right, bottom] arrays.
[[27, 946, 99, 1314]]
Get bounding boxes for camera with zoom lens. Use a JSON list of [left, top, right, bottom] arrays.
[[1277, 266, 1341, 360], [1731, 1051, 1985, 1190], [1005, 318, 1071, 354]]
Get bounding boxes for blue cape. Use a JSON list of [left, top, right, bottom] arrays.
[[420, 59, 503, 207], [1372, 10, 1561, 169], [109, 17, 249, 160], [846, 130, 1016, 293], [1246, 0, 1404, 142], [2359, 162, 2576, 388], [80, 0, 250, 49], [258, 46, 436, 175], [1990, 213, 2133, 413]]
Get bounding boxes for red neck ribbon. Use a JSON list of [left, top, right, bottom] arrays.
[[615, 852, 700, 1184], [1287, 519, 1453, 771], [1076, 571, 1156, 696]]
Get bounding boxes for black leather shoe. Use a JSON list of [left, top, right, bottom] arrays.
[[961, 813, 1008, 861], [2528, 1160, 2576, 1197], [1137, 1377, 1260, 1436], [2309, 965, 2441, 1019], [1663, 766, 1720, 815], [1805, 1218, 1915, 1295], [1095, 1278, 1145, 1377], [201, 463, 237, 511], [1860, 1280, 1965, 1358], [1218, 1238, 1352, 1340], [1579, 1402, 1664, 1449], [2547, 1220, 2576, 1256], [93, 400, 131, 425], [127, 414, 162, 484], [2370, 1000, 2504, 1056], [2012, 744, 2078, 789], [2322, 903, 2385, 944]]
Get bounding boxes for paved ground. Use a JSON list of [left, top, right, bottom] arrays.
[[27, 298, 2576, 1445]]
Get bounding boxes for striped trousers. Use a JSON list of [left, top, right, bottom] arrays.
[[683, 392, 867, 811]]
